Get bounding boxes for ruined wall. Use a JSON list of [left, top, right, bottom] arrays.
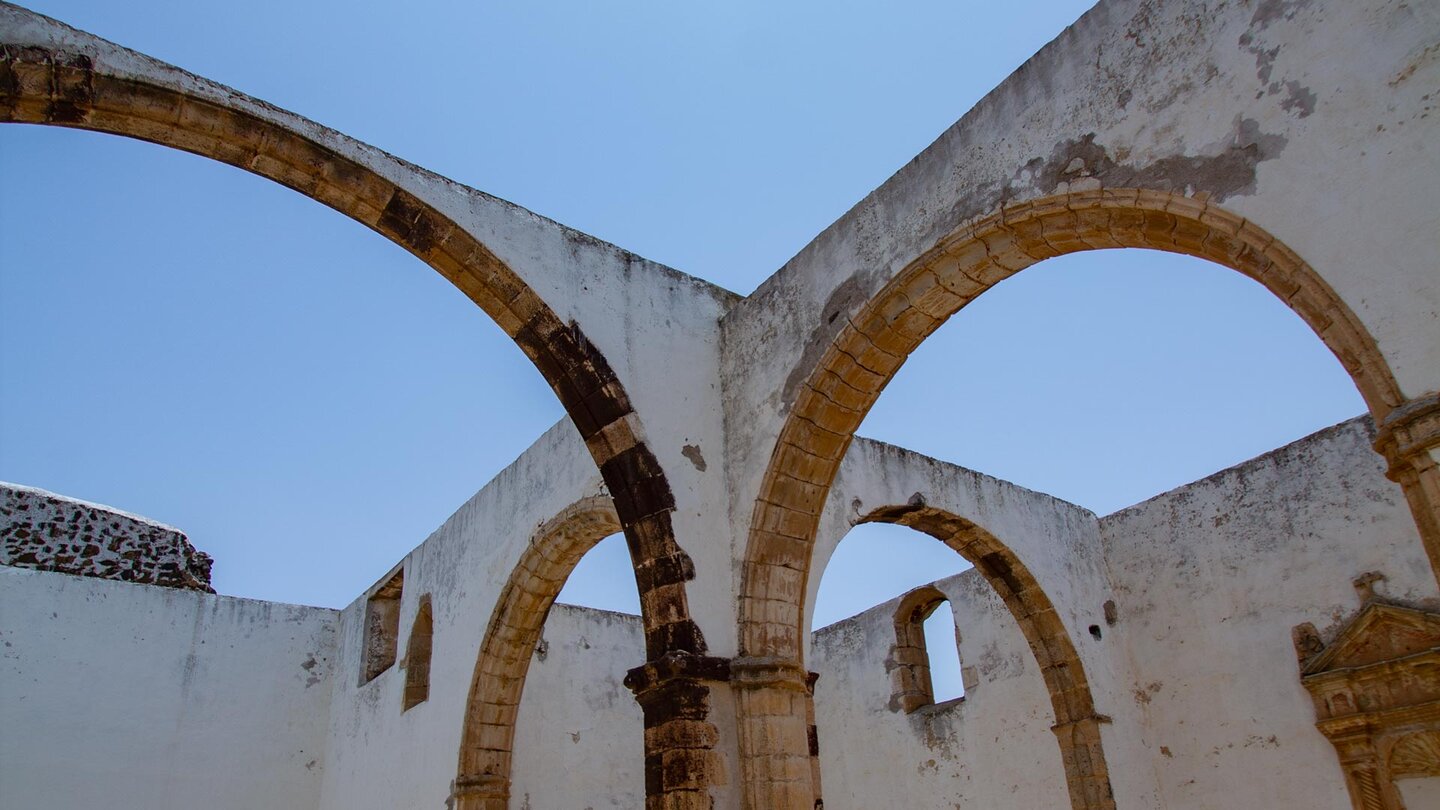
[[0, 565, 336, 810], [315, 419, 634, 810], [510, 604, 646, 809], [1098, 417, 1439, 809], [1, 482, 212, 590], [802, 417, 1438, 809], [810, 567, 1069, 809]]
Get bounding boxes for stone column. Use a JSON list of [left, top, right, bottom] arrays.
[[624, 652, 732, 810], [1331, 733, 1395, 810], [804, 672, 823, 809], [731, 657, 816, 810]]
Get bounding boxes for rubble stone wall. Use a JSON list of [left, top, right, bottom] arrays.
[[0, 482, 213, 591]]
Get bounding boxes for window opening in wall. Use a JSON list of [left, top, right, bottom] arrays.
[[361, 567, 404, 685], [813, 522, 969, 701], [923, 600, 964, 703], [891, 586, 965, 713], [555, 532, 641, 615], [402, 596, 433, 711]]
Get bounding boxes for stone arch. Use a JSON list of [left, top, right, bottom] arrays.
[[3, 25, 719, 803], [0, 15, 707, 664], [737, 189, 1430, 809], [860, 506, 1112, 808], [453, 496, 624, 808]]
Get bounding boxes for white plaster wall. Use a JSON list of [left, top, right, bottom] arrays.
[[316, 419, 629, 810], [1098, 417, 1440, 809], [510, 604, 646, 809], [818, 436, 1155, 803], [0, 566, 336, 810], [811, 567, 1069, 809]]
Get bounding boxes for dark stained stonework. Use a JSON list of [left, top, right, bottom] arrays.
[[0, 482, 213, 591]]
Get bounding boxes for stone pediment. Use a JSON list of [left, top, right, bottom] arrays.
[[1302, 602, 1440, 676]]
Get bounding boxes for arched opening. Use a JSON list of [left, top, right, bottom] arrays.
[[811, 523, 969, 702], [917, 594, 965, 705], [1, 31, 712, 682], [454, 498, 644, 810], [401, 595, 433, 711], [808, 512, 1092, 809], [556, 532, 642, 615], [856, 247, 1366, 514], [738, 190, 1426, 810]]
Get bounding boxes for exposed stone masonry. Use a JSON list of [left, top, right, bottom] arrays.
[[0, 482, 212, 591]]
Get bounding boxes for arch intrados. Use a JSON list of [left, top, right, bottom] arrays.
[[454, 495, 623, 807]]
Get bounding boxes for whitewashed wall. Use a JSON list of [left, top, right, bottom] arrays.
[[510, 604, 646, 809], [1099, 417, 1438, 809], [810, 567, 1069, 809], [0, 566, 337, 810]]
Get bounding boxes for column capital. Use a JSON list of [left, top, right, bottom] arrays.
[[1375, 393, 1440, 481], [729, 656, 812, 692], [623, 651, 732, 697]]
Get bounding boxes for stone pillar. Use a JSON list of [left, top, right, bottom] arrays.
[[731, 657, 815, 810], [624, 652, 731, 810], [1050, 715, 1117, 810], [1374, 393, 1440, 588]]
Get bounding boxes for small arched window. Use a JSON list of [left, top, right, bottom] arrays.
[[401, 596, 433, 711], [890, 585, 964, 713]]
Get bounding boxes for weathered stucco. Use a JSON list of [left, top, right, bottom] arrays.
[[0, 566, 336, 809], [810, 567, 1070, 809], [2, 0, 1438, 807], [5, 418, 1431, 809]]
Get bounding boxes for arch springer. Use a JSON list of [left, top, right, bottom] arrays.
[[1374, 392, 1440, 481]]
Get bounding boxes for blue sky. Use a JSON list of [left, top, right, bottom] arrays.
[[1, 0, 1365, 686]]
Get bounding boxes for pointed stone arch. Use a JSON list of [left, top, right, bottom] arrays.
[[736, 188, 1430, 809]]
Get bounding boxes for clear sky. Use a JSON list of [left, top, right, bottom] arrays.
[[0, 0, 1366, 691]]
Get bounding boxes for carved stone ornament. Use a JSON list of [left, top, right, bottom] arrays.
[[1298, 600, 1440, 810]]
